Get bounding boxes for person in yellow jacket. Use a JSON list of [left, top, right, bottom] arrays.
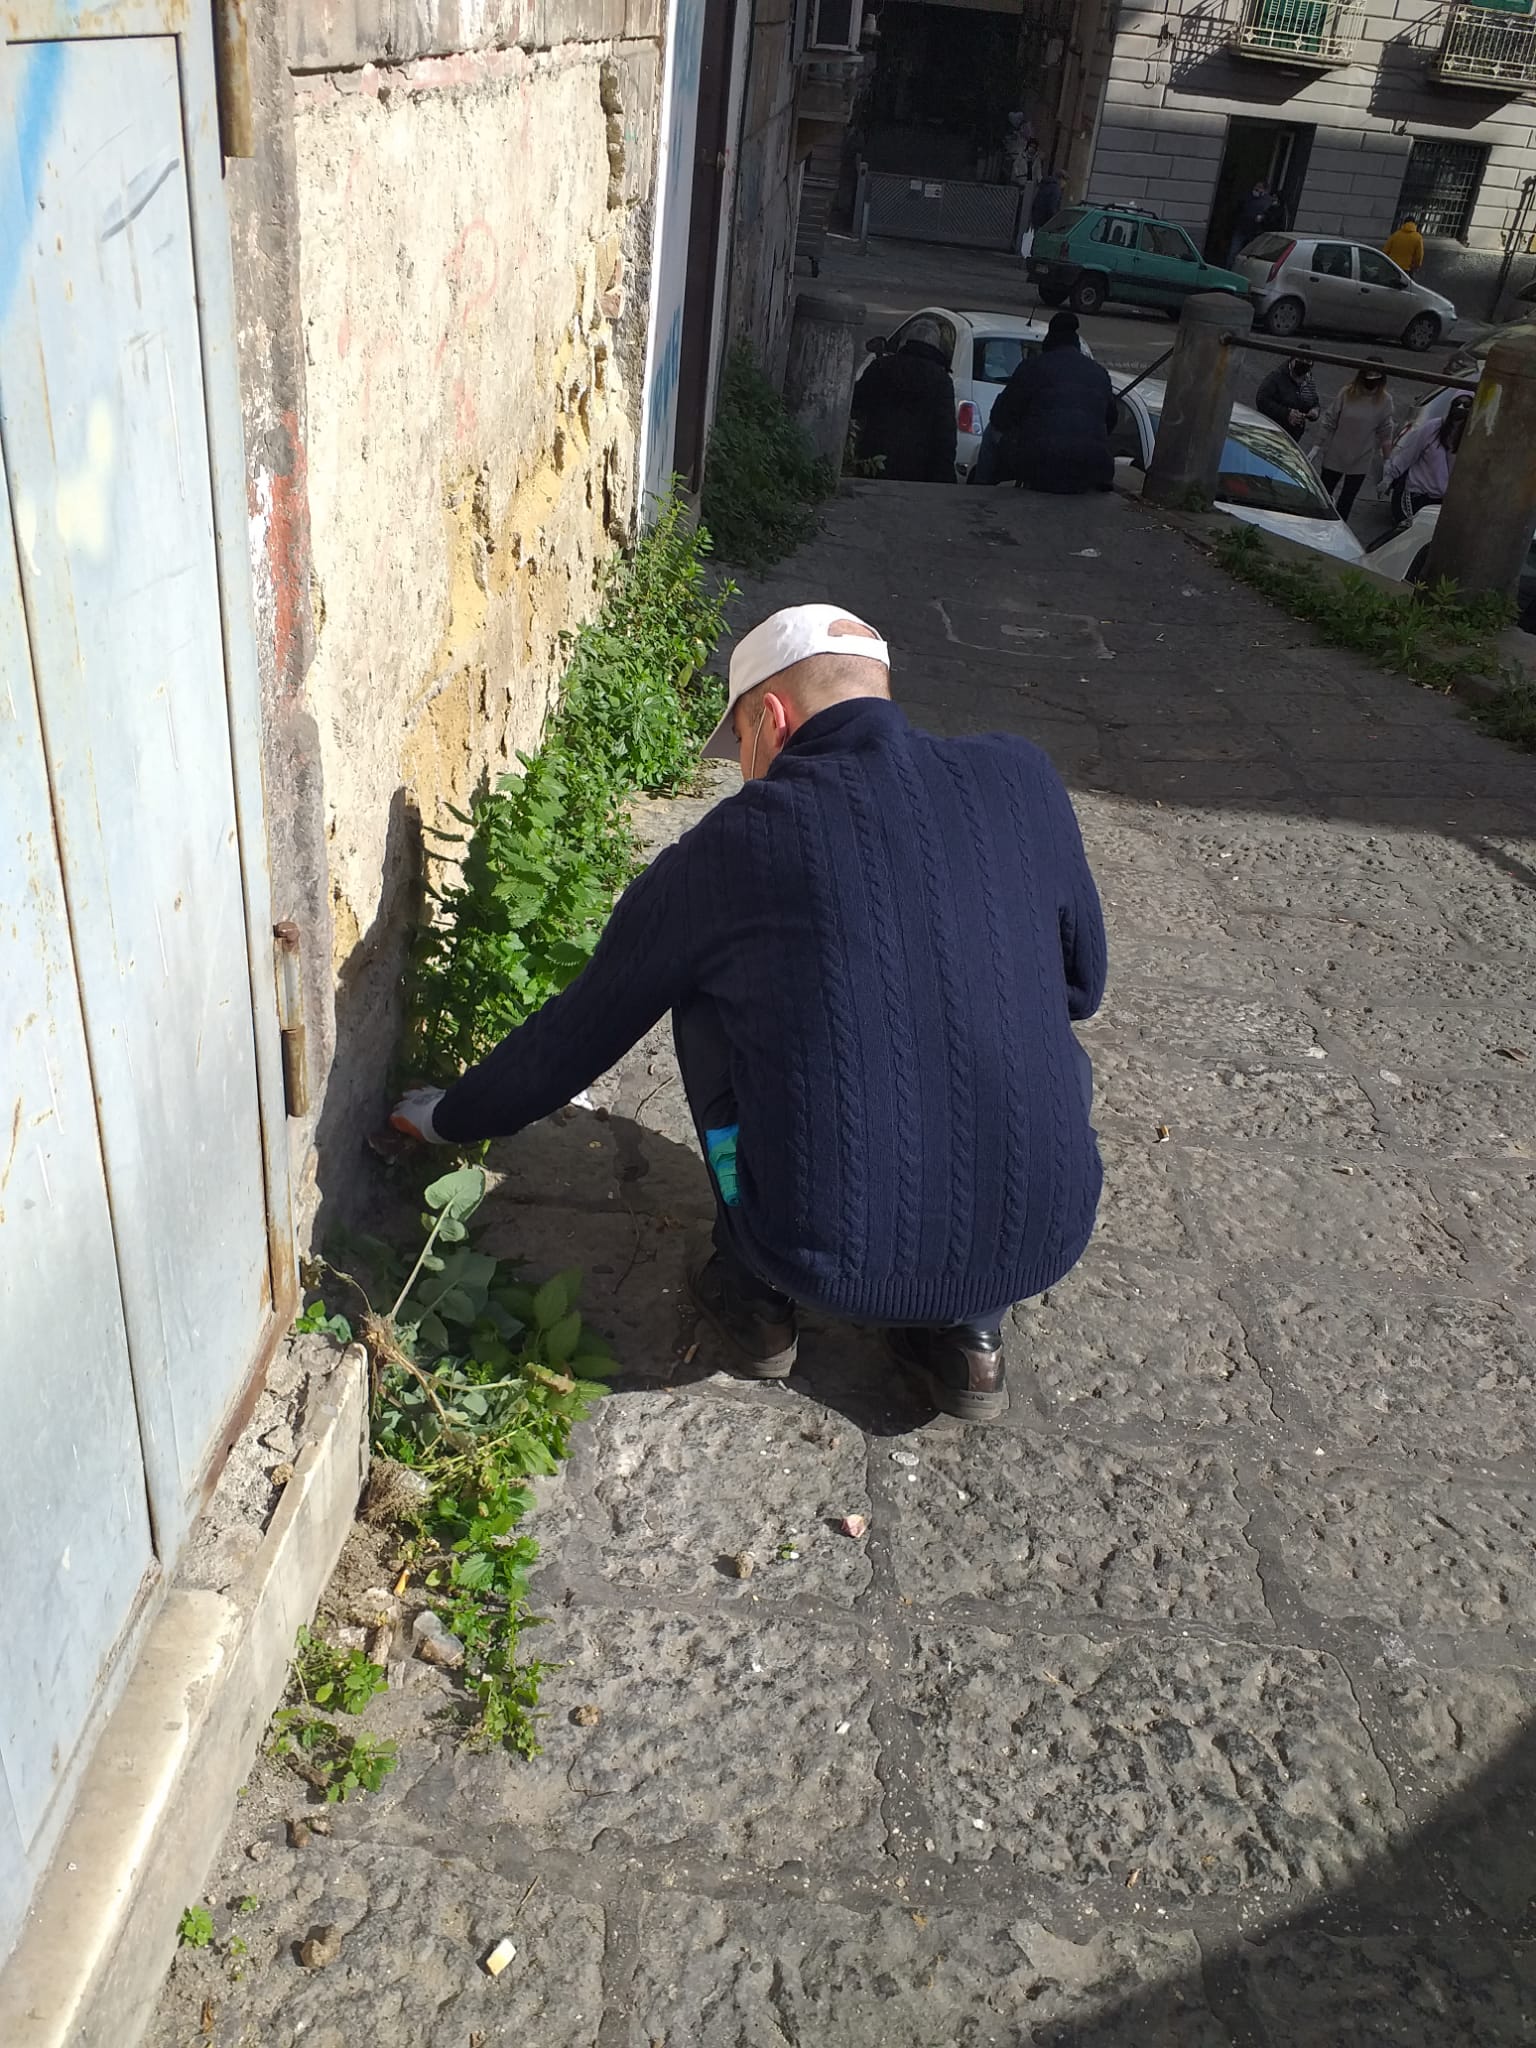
[[1384, 217, 1425, 275]]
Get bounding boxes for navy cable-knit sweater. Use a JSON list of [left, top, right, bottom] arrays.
[[434, 697, 1107, 1323]]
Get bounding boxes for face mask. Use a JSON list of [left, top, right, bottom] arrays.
[[1362, 377, 1383, 390]]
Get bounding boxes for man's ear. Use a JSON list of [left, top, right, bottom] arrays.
[[762, 690, 794, 746]]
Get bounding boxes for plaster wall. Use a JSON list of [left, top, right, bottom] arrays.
[[293, 52, 659, 1154]]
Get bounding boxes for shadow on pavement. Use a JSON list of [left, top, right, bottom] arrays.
[[470, 1105, 949, 1440], [1031, 1717, 1536, 2045]]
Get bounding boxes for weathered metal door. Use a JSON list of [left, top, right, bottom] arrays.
[[0, 10, 293, 1962]]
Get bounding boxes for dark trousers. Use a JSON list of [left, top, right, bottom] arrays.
[[969, 425, 1011, 486], [672, 994, 1010, 1333], [672, 994, 793, 1311], [1389, 478, 1440, 525], [1322, 468, 1365, 517]]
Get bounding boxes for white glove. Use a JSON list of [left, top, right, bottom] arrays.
[[390, 1086, 448, 1143]]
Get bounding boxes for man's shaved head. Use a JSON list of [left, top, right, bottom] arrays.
[[730, 643, 890, 742]]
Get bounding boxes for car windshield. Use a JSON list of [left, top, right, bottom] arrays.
[[1041, 208, 1088, 235], [1141, 406, 1336, 518], [1245, 233, 1291, 260], [1218, 420, 1337, 517]]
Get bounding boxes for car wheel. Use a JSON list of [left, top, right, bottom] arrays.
[[1067, 273, 1107, 316], [1263, 296, 1305, 338], [1037, 284, 1068, 307], [1401, 313, 1440, 353]]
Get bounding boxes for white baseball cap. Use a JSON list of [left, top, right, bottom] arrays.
[[701, 602, 890, 760]]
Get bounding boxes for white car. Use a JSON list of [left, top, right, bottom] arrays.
[[857, 305, 1087, 478], [1114, 378, 1366, 563], [1365, 504, 1536, 618]]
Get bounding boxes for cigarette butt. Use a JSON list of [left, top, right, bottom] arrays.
[[485, 1938, 517, 1977], [682, 1342, 699, 1365], [393, 1568, 410, 1596]]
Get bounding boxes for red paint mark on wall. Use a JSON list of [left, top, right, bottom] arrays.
[[446, 218, 499, 319], [452, 375, 478, 447], [267, 411, 311, 697]]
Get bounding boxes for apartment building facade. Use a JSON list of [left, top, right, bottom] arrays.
[[1070, 0, 1536, 313]]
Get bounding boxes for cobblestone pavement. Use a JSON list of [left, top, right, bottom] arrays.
[[151, 485, 1536, 2045]]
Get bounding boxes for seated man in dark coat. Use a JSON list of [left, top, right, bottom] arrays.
[[985, 311, 1117, 494], [849, 317, 958, 483]]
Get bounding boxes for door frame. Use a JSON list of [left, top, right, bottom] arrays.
[[671, 0, 739, 487], [1204, 116, 1316, 263]]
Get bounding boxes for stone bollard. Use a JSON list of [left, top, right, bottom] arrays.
[[782, 292, 869, 471], [1143, 293, 1254, 512], [1422, 326, 1536, 603]]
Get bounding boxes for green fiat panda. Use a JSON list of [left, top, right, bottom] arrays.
[[1028, 204, 1250, 317]]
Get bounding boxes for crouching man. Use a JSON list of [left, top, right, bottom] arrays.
[[393, 603, 1107, 1423]]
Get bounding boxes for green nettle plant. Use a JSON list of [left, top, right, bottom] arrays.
[[1211, 523, 1518, 699], [407, 484, 732, 1076], [277, 489, 735, 1777], [701, 343, 838, 571], [299, 1168, 618, 1760]]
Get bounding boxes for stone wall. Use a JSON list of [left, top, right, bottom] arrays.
[[1081, 0, 1536, 316], [229, 0, 666, 1231]]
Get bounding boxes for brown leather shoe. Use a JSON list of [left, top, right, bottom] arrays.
[[687, 1254, 798, 1379], [886, 1322, 1009, 1422]]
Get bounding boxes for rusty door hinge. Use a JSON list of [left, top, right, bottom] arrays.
[[273, 921, 310, 1117]]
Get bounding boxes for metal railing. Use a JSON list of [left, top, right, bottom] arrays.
[[1231, 0, 1365, 62], [1219, 329, 1481, 390], [1433, 3, 1536, 86]]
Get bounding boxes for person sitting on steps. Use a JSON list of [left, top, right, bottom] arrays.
[[980, 311, 1117, 494], [392, 603, 1107, 1424]]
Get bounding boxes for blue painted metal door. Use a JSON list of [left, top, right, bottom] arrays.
[[0, 11, 294, 1963]]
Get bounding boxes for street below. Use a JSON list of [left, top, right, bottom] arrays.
[[823, 233, 1464, 545], [151, 482, 1536, 2046]]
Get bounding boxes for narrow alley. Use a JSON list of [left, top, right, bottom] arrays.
[[150, 483, 1536, 2046]]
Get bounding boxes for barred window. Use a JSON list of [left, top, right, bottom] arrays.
[[1396, 138, 1489, 240]]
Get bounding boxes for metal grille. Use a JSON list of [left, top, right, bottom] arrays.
[[1396, 136, 1489, 238], [865, 172, 1024, 250], [1233, 0, 1365, 59]]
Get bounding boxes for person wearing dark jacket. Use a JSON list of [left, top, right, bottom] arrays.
[[984, 311, 1117, 494], [1254, 355, 1319, 441], [1228, 181, 1279, 267], [1031, 170, 1063, 231], [391, 602, 1107, 1424], [849, 317, 958, 483]]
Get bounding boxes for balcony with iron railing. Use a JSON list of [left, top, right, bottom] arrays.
[[1432, 1, 1536, 87], [1229, 0, 1366, 64]]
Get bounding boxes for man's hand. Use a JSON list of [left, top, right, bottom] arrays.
[[390, 1086, 448, 1143]]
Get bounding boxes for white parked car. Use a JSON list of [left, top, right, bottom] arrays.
[[1365, 505, 1536, 619], [1114, 379, 1366, 563], [855, 316, 1364, 563], [857, 305, 1089, 479]]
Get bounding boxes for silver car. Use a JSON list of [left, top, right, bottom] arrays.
[[1234, 234, 1456, 352]]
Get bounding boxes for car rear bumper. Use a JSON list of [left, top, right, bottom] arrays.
[[1026, 259, 1078, 289]]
